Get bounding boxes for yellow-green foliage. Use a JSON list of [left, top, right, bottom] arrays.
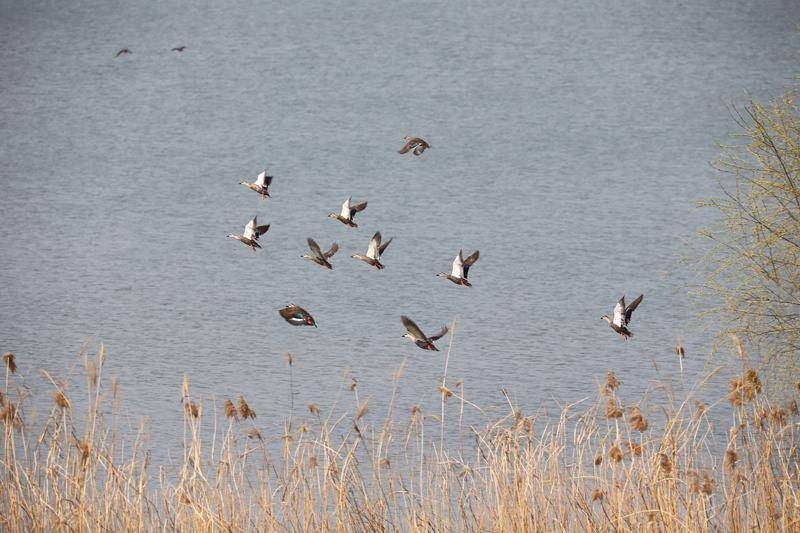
[[700, 87, 800, 377]]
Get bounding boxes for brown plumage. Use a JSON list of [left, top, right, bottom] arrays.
[[302, 238, 338, 269], [227, 216, 270, 251], [115, 48, 131, 57], [352, 231, 392, 269], [600, 294, 644, 340], [401, 315, 448, 351], [328, 196, 367, 227], [279, 304, 317, 327], [398, 136, 430, 156], [239, 170, 273, 200], [437, 249, 479, 286]]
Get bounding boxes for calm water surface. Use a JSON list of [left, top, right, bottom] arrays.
[[1, 0, 798, 448]]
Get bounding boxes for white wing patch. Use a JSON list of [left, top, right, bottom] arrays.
[[255, 170, 267, 187], [243, 217, 257, 240], [451, 251, 464, 278], [366, 233, 380, 259], [612, 298, 625, 327], [340, 197, 351, 219]]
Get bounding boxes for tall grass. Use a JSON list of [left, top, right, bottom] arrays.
[[0, 342, 798, 532]]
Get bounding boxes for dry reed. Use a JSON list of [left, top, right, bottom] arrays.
[[0, 346, 797, 532]]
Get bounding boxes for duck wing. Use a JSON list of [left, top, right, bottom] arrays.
[[612, 296, 626, 328], [462, 250, 479, 278], [624, 294, 644, 324], [255, 170, 272, 187], [366, 231, 381, 259], [398, 138, 416, 154], [401, 315, 427, 341], [349, 201, 367, 219], [255, 224, 270, 239], [378, 237, 392, 257], [427, 324, 449, 342], [243, 216, 258, 240], [307, 238, 324, 259], [279, 305, 301, 320], [340, 197, 351, 218], [324, 242, 339, 259], [451, 250, 464, 278]]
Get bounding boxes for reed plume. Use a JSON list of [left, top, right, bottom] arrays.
[[3, 352, 16, 374]]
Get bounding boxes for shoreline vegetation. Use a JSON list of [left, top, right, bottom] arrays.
[[1, 340, 798, 532]]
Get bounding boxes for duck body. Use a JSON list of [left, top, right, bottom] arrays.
[[414, 339, 439, 351], [279, 304, 317, 327], [351, 255, 384, 269], [440, 274, 472, 287], [330, 216, 358, 228], [227, 235, 261, 251]]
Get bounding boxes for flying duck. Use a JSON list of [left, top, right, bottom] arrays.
[[351, 231, 392, 269], [601, 294, 644, 340], [279, 304, 317, 327], [172, 46, 187, 52], [398, 136, 430, 156], [240, 170, 273, 199], [302, 238, 338, 269], [227, 216, 270, 251], [328, 196, 367, 227], [115, 48, 131, 57], [437, 249, 479, 287], [401, 316, 448, 351]]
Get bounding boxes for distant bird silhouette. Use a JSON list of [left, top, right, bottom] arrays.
[[601, 294, 644, 340], [279, 304, 317, 327], [115, 48, 131, 57], [328, 196, 367, 227], [240, 170, 273, 200], [401, 315, 448, 351], [398, 136, 430, 156], [352, 231, 392, 270], [171, 46, 186, 52], [437, 249, 479, 287], [227, 215, 269, 251], [302, 238, 338, 269]]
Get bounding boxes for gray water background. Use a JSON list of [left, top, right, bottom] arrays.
[[1, 0, 798, 451]]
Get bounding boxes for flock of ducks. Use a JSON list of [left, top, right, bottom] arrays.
[[115, 46, 186, 57], [114, 45, 646, 344], [225, 136, 484, 351], [224, 135, 645, 350]]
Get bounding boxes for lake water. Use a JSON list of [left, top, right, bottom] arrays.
[[1, 0, 798, 448]]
